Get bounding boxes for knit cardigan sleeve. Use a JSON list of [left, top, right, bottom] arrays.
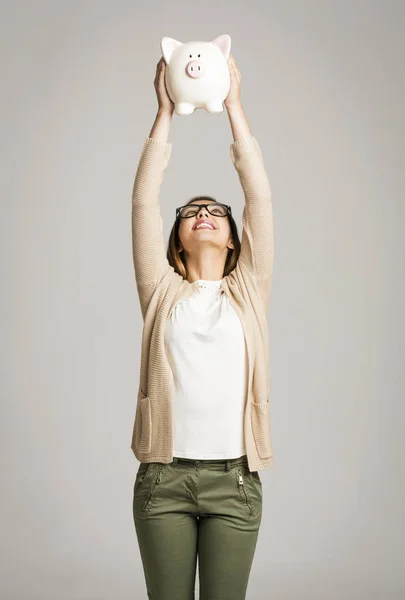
[[131, 137, 173, 300], [230, 136, 274, 283]]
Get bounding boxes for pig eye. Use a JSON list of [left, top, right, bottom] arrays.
[[198, 54, 200, 57], [189, 54, 192, 58]]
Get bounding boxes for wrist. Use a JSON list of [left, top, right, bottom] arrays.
[[158, 106, 174, 118], [225, 101, 243, 112]]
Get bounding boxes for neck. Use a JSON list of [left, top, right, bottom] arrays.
[[184, 253, 227, 284]]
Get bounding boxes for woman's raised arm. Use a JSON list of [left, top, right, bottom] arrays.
[[131, 59, 175, 319], [225, 55, 274, 288]]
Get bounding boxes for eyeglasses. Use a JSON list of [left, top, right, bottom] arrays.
[[176, 203, 232, 220]]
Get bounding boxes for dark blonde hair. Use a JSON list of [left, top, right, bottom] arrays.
[[166, 196, 241, 280]]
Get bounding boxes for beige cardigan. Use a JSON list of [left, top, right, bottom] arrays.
[[131, 135, 275, 472]]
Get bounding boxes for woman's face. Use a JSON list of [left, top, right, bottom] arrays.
[[177, 199, 234, 258]]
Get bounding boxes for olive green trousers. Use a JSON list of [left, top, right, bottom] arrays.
[[132, 454, 263, 600]]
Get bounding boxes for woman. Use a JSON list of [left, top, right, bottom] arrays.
[[131, 53, 274, 600]]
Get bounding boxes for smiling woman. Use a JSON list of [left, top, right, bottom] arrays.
[[167, 196, 241, 282], [130, 49, 274, 600]]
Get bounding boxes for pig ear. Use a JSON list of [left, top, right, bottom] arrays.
[[161, 37, 183, 64], [211, 34, 231, 60]]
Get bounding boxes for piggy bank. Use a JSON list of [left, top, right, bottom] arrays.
[[160, 34, 231, 115]]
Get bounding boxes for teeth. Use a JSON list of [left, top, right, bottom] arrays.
[[195, 224, 214, 230]]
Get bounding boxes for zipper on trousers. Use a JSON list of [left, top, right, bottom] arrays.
[[237, 467, 252, 515]]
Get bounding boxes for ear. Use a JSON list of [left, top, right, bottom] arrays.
[[161, 37, 183, 64], [211, 34, 231, 60]]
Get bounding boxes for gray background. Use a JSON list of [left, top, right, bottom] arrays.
[[1, 1, 404, 599]]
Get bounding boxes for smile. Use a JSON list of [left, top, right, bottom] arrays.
[[194, 224, 215, 230]]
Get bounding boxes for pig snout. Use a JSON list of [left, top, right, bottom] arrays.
[[186, 60, 204, 79]]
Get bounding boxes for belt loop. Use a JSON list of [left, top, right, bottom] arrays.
[[225, 460, 231, 472], [172, 457, 178, 467]]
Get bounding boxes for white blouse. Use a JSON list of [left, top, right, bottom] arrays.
[[164, 278, 248, 459]]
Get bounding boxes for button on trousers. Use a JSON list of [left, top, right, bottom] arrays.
[[132, 454, 263, 600]]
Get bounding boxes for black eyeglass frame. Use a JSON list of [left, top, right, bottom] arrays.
[[175, 203, 232, 220]]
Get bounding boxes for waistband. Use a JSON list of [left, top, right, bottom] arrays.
[[171, 454, 248, 472]]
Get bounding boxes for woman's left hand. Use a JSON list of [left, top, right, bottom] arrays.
[[224, 53, 242, 109]]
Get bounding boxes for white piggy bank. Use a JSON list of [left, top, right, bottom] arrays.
[[160, 34, 231, 115]]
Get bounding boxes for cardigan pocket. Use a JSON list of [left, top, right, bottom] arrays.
[[251, 399, 273, 459], [134, 394, 152, 455]]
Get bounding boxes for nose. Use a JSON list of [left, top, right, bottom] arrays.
[[197, 206, 210, 218], [186, 60, 204, 79]]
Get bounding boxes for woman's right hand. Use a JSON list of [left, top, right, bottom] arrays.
[[154, 57, 174, 115]]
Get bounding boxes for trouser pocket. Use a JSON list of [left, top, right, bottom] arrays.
[[133, 463, 163, 517], [142, 464, 165, 513], [236, 467, 253, 515]]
